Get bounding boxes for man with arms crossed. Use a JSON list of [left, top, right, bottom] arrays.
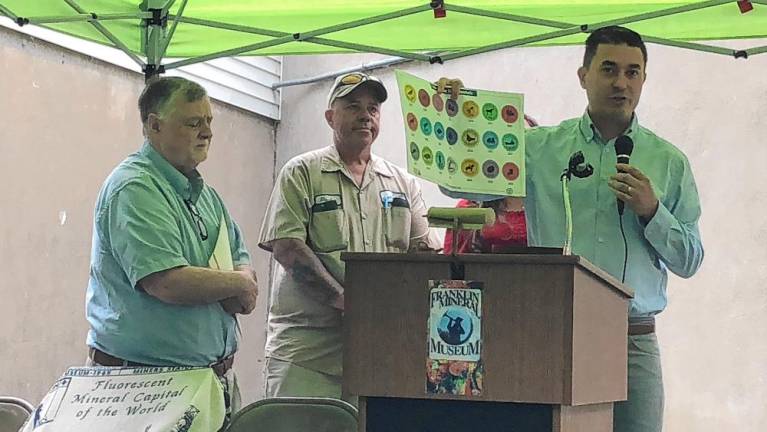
[[86, 77, 258, 417]]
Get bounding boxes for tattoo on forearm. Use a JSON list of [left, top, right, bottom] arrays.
[[291, 261, 337, 303]]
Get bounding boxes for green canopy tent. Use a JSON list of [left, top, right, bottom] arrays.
[[1, 0, 766, 79]]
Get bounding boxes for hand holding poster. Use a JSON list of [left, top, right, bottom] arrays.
[[396, 70, 525, 196], [22, 367, 226, 432]]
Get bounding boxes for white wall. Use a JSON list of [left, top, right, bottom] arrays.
[[277, 41, 767, 430]]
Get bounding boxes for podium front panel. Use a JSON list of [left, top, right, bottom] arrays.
[[343, 253, 629, 405]]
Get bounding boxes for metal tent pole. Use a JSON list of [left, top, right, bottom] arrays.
[[141, 0, 177, 80], [61, 0, 145, 68], [163, 5, 433, 70]]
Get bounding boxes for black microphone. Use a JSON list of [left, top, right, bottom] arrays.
[[615, 136, 634, 215]]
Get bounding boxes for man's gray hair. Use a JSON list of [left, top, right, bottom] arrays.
[[138, 76, 207, 123]]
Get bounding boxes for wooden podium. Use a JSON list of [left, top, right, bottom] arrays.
[[341, 253, 633, 432]]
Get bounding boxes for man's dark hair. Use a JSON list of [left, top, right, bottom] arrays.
[[583, 26, 647, 68], [138, 77, 207, 123]]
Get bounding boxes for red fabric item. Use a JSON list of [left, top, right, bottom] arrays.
[[443, 199, 527, 254], [738, 1, 753, 14]]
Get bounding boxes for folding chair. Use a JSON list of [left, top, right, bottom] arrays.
[[0, 397, 35, 432], [226, 397, 358, 432]]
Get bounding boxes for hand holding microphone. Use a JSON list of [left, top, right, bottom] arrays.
[[608, 136, 658, 220]]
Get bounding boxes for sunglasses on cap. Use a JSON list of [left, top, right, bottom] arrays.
[[339, 73, 367, 85], [328, 72, 388, 107]]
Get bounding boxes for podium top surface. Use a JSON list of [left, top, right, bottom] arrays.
[[341, 252, 633, 298]]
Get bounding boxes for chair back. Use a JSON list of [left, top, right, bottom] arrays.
[[226, 397, 358, 432], [0, 397, 35, 432]]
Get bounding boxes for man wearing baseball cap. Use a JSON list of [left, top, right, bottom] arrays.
[[258, 72, 440, 401]]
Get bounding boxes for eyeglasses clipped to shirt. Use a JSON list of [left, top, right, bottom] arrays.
[[184, 199, 208, 241]]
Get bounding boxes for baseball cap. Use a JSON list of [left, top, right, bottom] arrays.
[[327, 72, 388, 108]]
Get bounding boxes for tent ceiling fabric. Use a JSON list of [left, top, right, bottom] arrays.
[[1, 1, 766, 69]]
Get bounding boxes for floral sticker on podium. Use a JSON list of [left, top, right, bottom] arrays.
[[426, 280, 484, 396]]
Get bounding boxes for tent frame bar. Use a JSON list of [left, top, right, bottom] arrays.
[[0, 3, 15, 21], [274, 1, 756, 88], [61, 0, 145, 67], [446, 0, 734, 30], [167, 15, 432, 63], [437, 0, 738, 62], [141, 0, 178, 77], [24, 13, 143, 25], [298, 39, 432, 62], [273, 51, 447, 89], [162, 5, 433, 70], [745, 44, 767, 56], [158, 0, 188, 62], [0, 0, 764, 80]]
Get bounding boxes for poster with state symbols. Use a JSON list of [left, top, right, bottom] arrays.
[[395, 70, 525, 196]]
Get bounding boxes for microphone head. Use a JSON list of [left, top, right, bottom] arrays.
[[615, 135, 634, 164]]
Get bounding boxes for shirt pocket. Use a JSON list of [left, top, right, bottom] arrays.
[[382, 198, 412, 251], [308, 203, 348, 253]]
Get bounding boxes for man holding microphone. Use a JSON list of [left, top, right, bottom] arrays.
[[439, 26, 704, 432]]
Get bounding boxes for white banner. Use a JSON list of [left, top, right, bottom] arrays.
[[22, 366, 226, 432]]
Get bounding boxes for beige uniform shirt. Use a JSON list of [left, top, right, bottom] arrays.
[[259, 145, 440, 376]]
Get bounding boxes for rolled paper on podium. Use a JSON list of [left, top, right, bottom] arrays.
[[426, 207, 495, 230]]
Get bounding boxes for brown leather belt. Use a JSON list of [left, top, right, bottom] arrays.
[[89, 348, 234, 377], [628, 322, 655, 335]]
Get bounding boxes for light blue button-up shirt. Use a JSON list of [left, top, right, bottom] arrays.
[[86, 142, 251, 365], [525, 112, 704, 317]]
